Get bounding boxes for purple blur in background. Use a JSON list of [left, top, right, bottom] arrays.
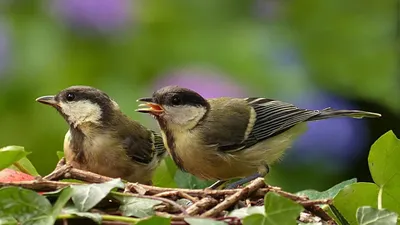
[[153, 67, 249, 98], [50, 0, 132, 34], [285, 90, 368, 171]]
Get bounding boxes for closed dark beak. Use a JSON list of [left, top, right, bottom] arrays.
[[36, 95, 58, 106]]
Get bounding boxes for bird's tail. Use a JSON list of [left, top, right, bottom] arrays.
[[307, 108, 382, 122]]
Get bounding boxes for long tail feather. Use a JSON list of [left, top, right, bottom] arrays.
[[308, 108, 382, 121]]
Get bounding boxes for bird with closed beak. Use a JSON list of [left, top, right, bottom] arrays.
[[36, 86, 167, 184], [136, 85, 382, 189]]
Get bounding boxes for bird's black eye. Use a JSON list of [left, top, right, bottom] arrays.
[[66, 93, 75, 101], [171, 95, 181, 105]]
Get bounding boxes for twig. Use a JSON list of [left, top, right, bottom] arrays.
[[43, 164, 72, 181], [155, 191, 199, 203], [1, 165, 337, 223], [305, 205, 334, 223], [63, 168, 114, 183], [185, 197, 219, 216], [268, 186, 308, 201], [201, 178, 266, 217], [0, 180, 74, 191]]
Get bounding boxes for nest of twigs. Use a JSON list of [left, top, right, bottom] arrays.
[[0, 165, 336, 225]]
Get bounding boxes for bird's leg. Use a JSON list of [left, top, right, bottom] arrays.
[[207, 180, 228, 189], [225, 164, 270, 189]]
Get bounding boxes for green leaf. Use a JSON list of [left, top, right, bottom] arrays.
[[0, 186, 55, 225], [136, 216, 171, 225], [0, 216, 18, 225], [242, 192, 303, 225], [228, 206, 264, 218], [70, 178, 125, 212], [369, 130, 400, 185], [153, 157, 178, 188], [264, 192, 304, 225], [62, 205, 102, 224], [185, 218, 227, 225], [52, 187, 73, 217], [0, 146, 29, 171], [243, 214, 266, 225], [112, 194, 162, 218], [174, 170, 214, 189], [56, 151, 64, 160], [297, 178, 357, 200], [356, 206, 398, 225], [368, 130, 400, 213], [333, 182, 379, 225], [9, 156, 39, 176]]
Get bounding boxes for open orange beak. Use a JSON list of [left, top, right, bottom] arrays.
[[136, 97, 164, 115]]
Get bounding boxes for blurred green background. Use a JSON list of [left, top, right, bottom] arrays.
[[0, 0, 399, 192]]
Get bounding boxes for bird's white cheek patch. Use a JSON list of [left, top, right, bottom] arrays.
[[60, 101, 102, 127], [164, 105, 206, 130]]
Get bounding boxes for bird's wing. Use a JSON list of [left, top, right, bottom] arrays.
[[199, 98, 256, 152], [202, 98, 320, 153], [120, 122, 157, 165], [243, 97, 320, 143], [150, 130, 168, 158]]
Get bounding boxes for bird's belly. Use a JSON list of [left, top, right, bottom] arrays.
[[64, 134, 153, 184], [172, 137, 256, 180], [171, 125, 304, 180]]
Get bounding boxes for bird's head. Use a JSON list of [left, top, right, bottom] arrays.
[[137, 86, 209, 131], [36, 86, 119, 128]]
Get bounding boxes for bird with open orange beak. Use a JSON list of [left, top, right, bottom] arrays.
[[136, 85, 382, 189]]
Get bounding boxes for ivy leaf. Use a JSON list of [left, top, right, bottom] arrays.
[[136, 216, 171, 225], [62, 205, 102, 224], [243, 192, 303, 225], [0, 146, 29, 171], [174, 170, 214, 189], [70, 179, 124, 211], [243, 214, 266, 225], [356, 206, 398, 225], [0, 186, 55, 225], [185, 218, 228, 225], [368, 130, 400, 214], [228, 206, 264, 218], [9, 157, 39, 176], [297, 178, 356, 200], [112, 194, 162, 218], [333, 182, 379, 225]]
